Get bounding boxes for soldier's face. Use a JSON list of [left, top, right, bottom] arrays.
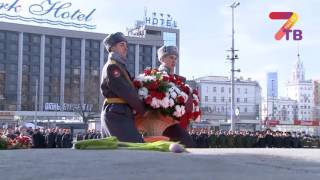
[[161, 55, 177, 70], [112, 41, 128, 59]]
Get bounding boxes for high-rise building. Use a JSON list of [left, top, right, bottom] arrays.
[[267, 72, 278, 98]]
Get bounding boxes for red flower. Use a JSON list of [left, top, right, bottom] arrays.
[[146, 81, 159, 90], [133, 80, 142, 88], [181, 85, 190, 94], [193, 111, 201, 119], [193, 89, 199, 95], [150, 91, 165, 99], [169, 75, 175, 82], [162, 75, 169, 81], [177, 96, 185, 104], [144, 69, 152, 75], [193, 100, 198, 106], [144, 96, 152, 104]]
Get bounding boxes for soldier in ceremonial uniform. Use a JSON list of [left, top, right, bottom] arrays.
[[157, 45, 195, 148], [101, 32, 146, 143]]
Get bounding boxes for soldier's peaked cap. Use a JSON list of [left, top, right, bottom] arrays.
[[103, 32, 128, 52]]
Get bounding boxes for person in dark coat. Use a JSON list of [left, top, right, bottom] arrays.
[[55, 129, 64, 148], [190, 129, 198, 147], [46, 129, 56, 148], [100, 32, 146, 143], [32, 128, 42, 148], [208, 130, 218, 148], [39, 129, 46, 148], [62, 129, 72, 148], [273, 131, 282, 148], [257, 133, 266, 148], [76, 132, 84, 141], [265, 129, 274, 148]]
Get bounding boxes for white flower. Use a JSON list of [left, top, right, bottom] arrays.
[[173, 105, 186, 118], [169, 98, 175, 107], [143, 76, 156, 82], [160, 97, 170, 108], [138, 87, 148, 97], [170, 91, 177, 99], [150, 97, 160, 108]]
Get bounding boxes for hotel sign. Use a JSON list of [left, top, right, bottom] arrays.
[[0, 0, 96, 29], [145, 12, 177, 29]]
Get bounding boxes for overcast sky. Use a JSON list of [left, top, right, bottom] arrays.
[[1, 0, 319, 98]]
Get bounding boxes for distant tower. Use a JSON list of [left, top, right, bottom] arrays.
[[292, 49, 305, 82]]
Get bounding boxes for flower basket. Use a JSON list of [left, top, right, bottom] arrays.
[[133, 68, 201, 139], [135, 110, 178, 137]]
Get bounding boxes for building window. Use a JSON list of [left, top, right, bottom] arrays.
[[237, 88, 240, 93], [213, 96, 216, 102], [237, 98, 240, 103], [244, 98, 247, 103], [244, 107, 247, 113], [221, 97, 224, 102], [245, 88, 248, 94], [205, 96, 208, 102], [221, 87, 224, 93], [213, 87, 216, 92]]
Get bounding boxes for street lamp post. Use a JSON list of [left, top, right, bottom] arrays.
[[227, 1, 240, 131]]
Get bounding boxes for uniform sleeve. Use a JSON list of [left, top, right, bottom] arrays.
[[106, 64, 146, 115]]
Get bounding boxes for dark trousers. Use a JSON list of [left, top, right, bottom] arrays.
[[163, 124, 195, 148], [101, 104, 144, 143]]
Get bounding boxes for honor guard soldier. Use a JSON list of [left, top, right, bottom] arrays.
[[100, 32, 146, 143], [157, 45, 195, 147]]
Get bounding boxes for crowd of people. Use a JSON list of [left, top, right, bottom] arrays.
[[2, 126, 320, 149], [0, 127, 104, 148], [188, 128, 320, 148], [1, 127, 74, 148]]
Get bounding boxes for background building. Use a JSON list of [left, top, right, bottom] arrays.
[[262, 97, 298, 123], [195, 76, 261, 131], [286, 54, 313, 121], [313, 80, 320, 121], [0, 21, 179, 128]]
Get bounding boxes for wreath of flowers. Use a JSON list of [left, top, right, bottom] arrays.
[[133, 68, 201, 127], [0, 135, 32, 149]]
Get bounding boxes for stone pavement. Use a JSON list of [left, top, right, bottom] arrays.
[[1, 148, 320, 180]]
